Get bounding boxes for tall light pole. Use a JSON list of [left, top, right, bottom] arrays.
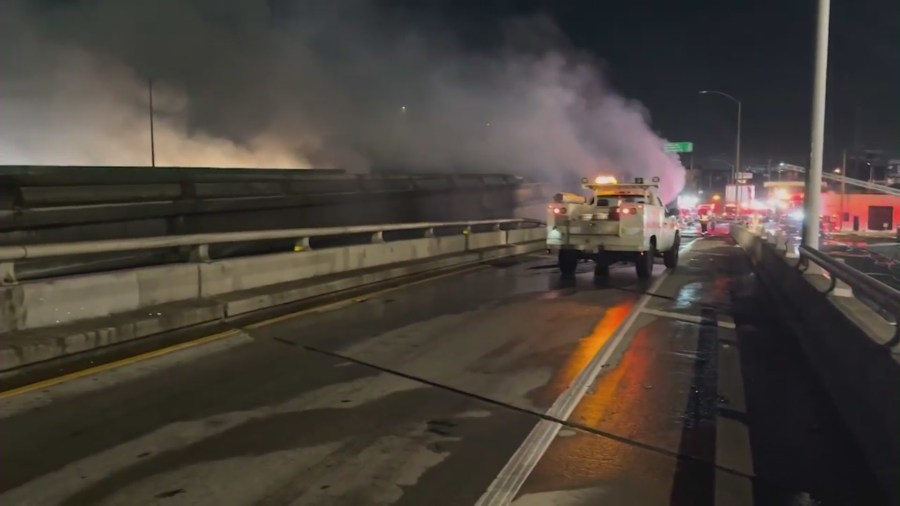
[[699, 90, 742, 184], [839, 150, 846, 231], [802, 0, 830, 248], [148, 79, 156, 167]]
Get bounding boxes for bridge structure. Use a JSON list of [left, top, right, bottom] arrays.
[[0, 166, 896, 505]]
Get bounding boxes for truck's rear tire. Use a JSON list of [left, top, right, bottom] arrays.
[[593, 252, 611, 277], [663, 234, 680, 269], [558, 250, 579, 276], [635, 243, 655, 279]]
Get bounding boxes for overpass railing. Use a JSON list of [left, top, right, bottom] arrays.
[[732, 223, 900, 500], [797, 244, 900, 346], [0, 219, 542, 284]]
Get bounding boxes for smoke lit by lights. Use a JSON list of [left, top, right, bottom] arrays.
[[1, 0, 685, 199]]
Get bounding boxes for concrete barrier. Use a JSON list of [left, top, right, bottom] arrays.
[[507, 227, 544, 244], [0, 227, 546, 375], [199, 236, 468, 296], [732, 226, 900, 502], [467, 230, 506, 250], [0, 264, 200, 333]]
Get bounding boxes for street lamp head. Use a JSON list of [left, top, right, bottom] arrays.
[[699, 90, 709, 94]]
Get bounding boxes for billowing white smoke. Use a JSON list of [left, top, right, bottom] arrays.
[[0, 0, 685, 200]]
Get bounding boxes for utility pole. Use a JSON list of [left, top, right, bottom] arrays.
[[148, 79, 156, 167], [840, 149, 846, 230], [802, 0, 830, 249], [689, 153, 695, 192], [699, 89, 743, 212], [735, 101, 742, 183]]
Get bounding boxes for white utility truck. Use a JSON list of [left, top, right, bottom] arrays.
[[546, 175, 681, 278]]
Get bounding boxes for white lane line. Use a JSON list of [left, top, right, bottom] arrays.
[[641, 307, 737, 329], [477, 273, 671, 505], [478, 239, 701, 506], [715, 325, 755, 506]]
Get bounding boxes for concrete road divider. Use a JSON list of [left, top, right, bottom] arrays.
[[198, 236, 470, 297], [0, 221, 545, 376]]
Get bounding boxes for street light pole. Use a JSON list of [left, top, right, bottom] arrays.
[[148, 79, 156, 168], [699, 90, 742, 184], [735, 100, 742, 183], [700, 90, 745, 215], [802, 0, 830, 248], [840, 149, 846, 230]]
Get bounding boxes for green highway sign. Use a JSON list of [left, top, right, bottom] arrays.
[[664, 142, 693, 153]]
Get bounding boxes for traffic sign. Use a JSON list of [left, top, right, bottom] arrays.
[[664, 142, 693, 153]]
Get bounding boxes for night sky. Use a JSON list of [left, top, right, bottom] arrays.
[[3, 0, 896, 176], [400, 0, 900, 169]]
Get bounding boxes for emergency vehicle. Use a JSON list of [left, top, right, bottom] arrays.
[[697, 204, 716, 234], [722, 204, 738, 221], [546, 176, 681, 278]]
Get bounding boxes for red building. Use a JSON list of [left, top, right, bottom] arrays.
[[763, 181, 899, 232], [822, 192, 900, 232]]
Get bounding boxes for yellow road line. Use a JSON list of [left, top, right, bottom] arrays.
[[0, 329, 241, 400], [0, 263, 490, 400]]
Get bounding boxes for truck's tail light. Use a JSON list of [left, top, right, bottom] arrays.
[[553, 207, 567, 215], [620, 207, 633, 215]]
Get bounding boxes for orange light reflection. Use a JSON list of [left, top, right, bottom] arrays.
[[529, 300, 635, 407], [524, 320, 676, 498]]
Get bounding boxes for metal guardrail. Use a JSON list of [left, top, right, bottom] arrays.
[[776, 165, 900, 197], [798, 244, 900, 346], [0, 219, 543, 284]]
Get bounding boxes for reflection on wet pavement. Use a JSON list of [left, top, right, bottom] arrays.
[[528, 301, 635, 407], [514, 237, 886, 506]]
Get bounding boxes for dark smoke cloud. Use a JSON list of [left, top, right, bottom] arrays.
[[0, 0, 686, 199]]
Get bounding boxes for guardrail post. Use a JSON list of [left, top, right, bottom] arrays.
[[0, 262, 17, 285], [785, 237, 799, 258], [423, 228, 435, 238], [887, 326, 900, 348], [189, 244, 210, 262], [463, 225, 471, 250], [293, 237, 311, 252], [774, 231, 786, 249], [830, 258, 854, 297], [371, 231, 385, 244]]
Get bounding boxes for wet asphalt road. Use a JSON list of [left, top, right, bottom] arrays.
[[0, 235, 887, 505]]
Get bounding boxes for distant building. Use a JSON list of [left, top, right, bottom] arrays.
[[845, 150, 892, 183], [823, 192, 899, 232], [887, 159, 900, 185], [761, 180, 899, 231]]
